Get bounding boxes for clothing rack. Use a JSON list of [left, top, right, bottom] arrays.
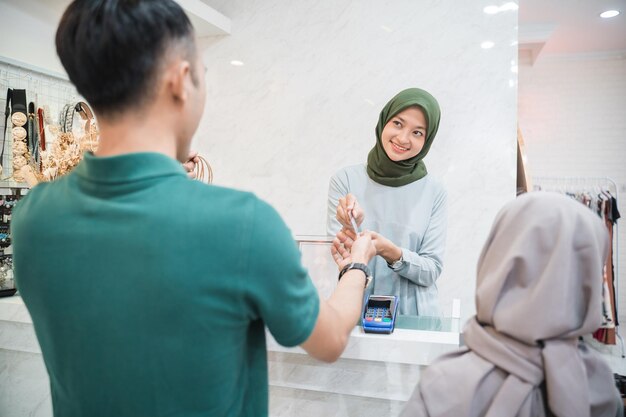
[[533, 176, 623, 357]]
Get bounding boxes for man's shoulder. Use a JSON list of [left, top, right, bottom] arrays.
[[13, 176, 68, 214], [11, 176, 75, 238], [178, 181, 278, 224], [181, 180, 257, 203]]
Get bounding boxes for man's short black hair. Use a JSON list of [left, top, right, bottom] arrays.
[[56, 0, 196, 118]]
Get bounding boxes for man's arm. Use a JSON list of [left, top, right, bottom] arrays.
[[300, 233, 375, 362]]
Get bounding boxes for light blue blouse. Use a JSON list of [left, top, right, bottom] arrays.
[[327, 164, 447, 316]]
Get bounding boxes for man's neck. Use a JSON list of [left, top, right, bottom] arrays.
[[95, 112, 179, 161]]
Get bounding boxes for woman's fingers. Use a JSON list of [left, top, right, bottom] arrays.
[[336, 202, 351, 227], [352, 200, 364, 226], [337, 194, 365, 229]]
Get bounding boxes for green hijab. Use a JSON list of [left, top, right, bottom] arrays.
[[366, 88, 441, 187]]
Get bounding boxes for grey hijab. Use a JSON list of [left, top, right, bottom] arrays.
[[401, 192, 622, 417]]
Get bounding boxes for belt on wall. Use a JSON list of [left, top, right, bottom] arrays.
[[28, 102, 39, 163], [1, 88, 28, 165], [1, 88, 11, 164], [37, 107, 46, 151]]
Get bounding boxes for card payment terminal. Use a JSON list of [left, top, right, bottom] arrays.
[[361, 295, 399, 334]]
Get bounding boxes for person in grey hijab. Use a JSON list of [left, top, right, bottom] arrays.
[[401, 192, 623, 417]]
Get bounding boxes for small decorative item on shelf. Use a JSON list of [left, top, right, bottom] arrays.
[[2, 89, 29, 183], [193, 154, 213, 184], [21, 102, 99, 187]]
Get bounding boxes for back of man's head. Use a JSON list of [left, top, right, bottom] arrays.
[[56, 0, 197, 120]]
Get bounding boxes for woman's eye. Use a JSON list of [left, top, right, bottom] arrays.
[[393, 120, 401, 127], [413, 131, 423, 137]]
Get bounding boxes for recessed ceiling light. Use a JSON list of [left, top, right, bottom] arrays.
[[484, 5, 500, 14], [380, 25, 393, 32], [230, 60, 244, 66], [600, 10, 620, 18], [484, 2, 518, 14], [481, 41, 495, 49]]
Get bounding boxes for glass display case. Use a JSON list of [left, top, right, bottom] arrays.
[[265, 237, 462, 416]]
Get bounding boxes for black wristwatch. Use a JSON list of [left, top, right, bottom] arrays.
[[338, 262, 372, 288]]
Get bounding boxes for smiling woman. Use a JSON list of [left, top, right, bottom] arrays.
[[327, 88, 447, 317], [381, 107, 427, 162]]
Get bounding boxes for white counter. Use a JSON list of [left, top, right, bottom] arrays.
[[0, 295, 461, 417], [267, 315, 460, 366]]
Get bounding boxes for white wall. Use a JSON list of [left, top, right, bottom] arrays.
[[519, 55, 626, 325], [0, 0, 520, 325], [0, 1, 66, 76], [195, 0, 518, 324]]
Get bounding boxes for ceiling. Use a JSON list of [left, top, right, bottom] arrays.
[[5, 0, 624, 65], [519, 0, 626, 63], [6, 0, 230, 37]]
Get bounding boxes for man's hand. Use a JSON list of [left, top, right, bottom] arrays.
[[303, 233, 376, 363], [183, 150, 199, 179], [331, 228, 375, 269], [350, 231, 376, 264], [331, 227, 357, 269]]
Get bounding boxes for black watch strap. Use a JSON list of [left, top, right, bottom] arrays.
[[338, 262, 371, 288]]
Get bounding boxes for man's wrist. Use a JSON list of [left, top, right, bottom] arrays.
[[338, 262, 372, 288], [350, 256, 368, 264]]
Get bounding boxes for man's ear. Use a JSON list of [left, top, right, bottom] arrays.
[[168, 60, 192, 104]]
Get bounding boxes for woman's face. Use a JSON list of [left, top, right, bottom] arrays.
[[381, 106, 427, 162]]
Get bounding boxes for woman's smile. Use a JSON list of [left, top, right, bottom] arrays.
[[390, 141, 410, 153]]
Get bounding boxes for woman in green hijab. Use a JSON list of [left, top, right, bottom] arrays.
[[327, 88, 447, 316]]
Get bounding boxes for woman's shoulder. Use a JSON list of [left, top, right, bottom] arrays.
[[422, 174, 447, 199], [331, 164, 367, 182], [424, 173, 445, 189]]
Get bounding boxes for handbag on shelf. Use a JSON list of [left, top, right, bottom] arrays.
[[0, 253, 15, 297], [0, 193, 19, 298]]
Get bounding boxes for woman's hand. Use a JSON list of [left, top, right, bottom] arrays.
[[370, 231, 402, 264], [183, 150, 200, 179], [336, 193, 364, 231], [331, 229, 376, 270]]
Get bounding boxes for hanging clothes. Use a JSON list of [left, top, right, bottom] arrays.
[[535, 184, 620, 346], [592, 192, 620, 345]]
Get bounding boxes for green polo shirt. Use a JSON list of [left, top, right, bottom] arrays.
[[12, 152, 319, 417]]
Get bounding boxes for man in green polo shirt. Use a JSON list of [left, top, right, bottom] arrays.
[[11, 1, 376, 416]]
